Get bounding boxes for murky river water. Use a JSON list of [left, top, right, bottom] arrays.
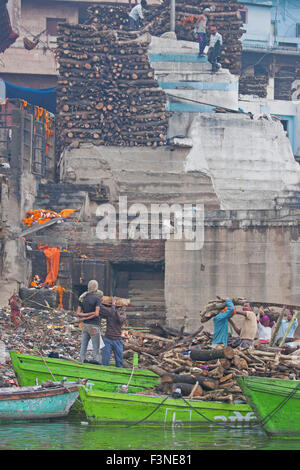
[[0, 416, 299, 451]]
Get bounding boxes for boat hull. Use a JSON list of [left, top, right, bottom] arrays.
[[10, 351, 159, 394], [237, 376, 300, 437], [78, 386, 256, 426], [0, 384, 78, 421]]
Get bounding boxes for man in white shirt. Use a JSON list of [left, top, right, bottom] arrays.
[[207, 26, 223, 73], [277, 309, 299, 347], [129, 0, 147, 30]]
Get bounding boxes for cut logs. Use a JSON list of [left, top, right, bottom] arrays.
[[56, 24, 168, 154], [123, 325, 300, 403], [86, 0, 244, 76]]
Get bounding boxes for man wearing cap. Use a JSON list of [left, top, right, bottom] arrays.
[[207, 26, 223, 72], [212, 298, 235, 347], [194, 8, 210, 57]]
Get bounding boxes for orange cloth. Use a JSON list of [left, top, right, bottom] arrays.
[[54, 286, 65, 308], [38, 244, 60, 287], [22, 209, 78, 227], [220, 306, 237, 314]]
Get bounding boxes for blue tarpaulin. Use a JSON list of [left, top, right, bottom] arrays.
[[3, 80, 56, 114]]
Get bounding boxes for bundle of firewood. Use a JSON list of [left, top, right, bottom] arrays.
[[200, 297, 247, 323], [56, 23, 168, 153], [123, 323, 300, 403], [85, 0, 244, 76]]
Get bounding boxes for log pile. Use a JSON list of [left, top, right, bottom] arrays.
[[123, 325, 300, 403], [239, 74, 268, 98], [86, 0, 245, 76], [274, 63, 300, 101], [56, 23, 168, 153]]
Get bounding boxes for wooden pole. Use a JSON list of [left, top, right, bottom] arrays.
[[279, 311, 299, 347], [271, 308, 286, 346], [170, 0, 175, 32]]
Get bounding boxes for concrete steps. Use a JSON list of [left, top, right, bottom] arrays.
[[34, 183, 88, 213]]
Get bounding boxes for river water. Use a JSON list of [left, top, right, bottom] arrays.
[[1, 416, 299, 451]]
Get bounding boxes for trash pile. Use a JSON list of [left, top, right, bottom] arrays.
[[0, 306, 81, 385]]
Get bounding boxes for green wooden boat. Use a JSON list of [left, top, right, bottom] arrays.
[[237, 376, 300, 437], [10, 351, 159, 394], [78, 386, 256, 426]]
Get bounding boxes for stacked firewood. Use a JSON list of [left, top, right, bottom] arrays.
[[56, 23, 168, 152], [274, 63, 300, 101], [239, 75, 268, 98], [123, 321, 300, 403], [86, 0, 244, 76]]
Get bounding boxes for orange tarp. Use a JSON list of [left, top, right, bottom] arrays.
[[22, 209, 78, 227], [38, 244, 60, 287]]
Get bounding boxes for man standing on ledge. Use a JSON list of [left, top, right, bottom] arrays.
[[195, 7, 210, 57], [207, 26, 223, 73], [129, 0, 147, 30]]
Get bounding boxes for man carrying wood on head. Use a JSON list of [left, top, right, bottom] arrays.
[[229, 303, 257, 349], [212, 298, 235, 347]]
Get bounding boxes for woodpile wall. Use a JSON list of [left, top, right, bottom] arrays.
[[56, 23, 168, 153], [86, 0, 245, 75], [239, 75, 268, 98], [275, 62, 300, 101]]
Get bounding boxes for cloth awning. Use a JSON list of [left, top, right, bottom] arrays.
[[0, 0, 18, 53], [2, 80, 56, 114]]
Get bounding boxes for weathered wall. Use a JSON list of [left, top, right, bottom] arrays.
[[182, 113, 300, 210], [165, 212, 300, 332]]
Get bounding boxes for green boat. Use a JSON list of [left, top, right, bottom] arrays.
[[78, 386, 256, 426], [237, 376, 300, 437], [10, 351, 159, 394]]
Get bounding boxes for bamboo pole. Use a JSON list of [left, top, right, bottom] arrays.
[[279, 311, 298, 347]]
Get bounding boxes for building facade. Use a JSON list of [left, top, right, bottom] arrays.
[[238, 0, 300, 161]]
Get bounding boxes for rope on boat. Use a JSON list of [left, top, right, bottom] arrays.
[[181, 381, 300, 429], [124, 396, 170, 428], [180, 397, 250, 427], [258, 380, 300, 427]]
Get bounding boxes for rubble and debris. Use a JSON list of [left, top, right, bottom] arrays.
[[0, 303, 299, 401]]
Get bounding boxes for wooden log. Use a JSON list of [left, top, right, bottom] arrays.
[[101, 296, 130, 307], [173, 382, 203, 397], [190, 347, 234, 362]]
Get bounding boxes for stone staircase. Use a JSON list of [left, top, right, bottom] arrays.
[[34, 182, 108, 214], [148, 36, 239, 112]]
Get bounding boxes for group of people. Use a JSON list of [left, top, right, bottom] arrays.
[[194, 8, 223, 73], [77, 280, 126, 368], [128, 4, 223, 74], [212, 298, 299, 350]]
